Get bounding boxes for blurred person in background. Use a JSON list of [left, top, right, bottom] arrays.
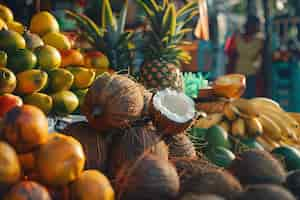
[[225, 15, 265, 98]]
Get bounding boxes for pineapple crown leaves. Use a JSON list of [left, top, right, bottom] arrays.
[[66, 0, 134, 71], [136, 0, 198, 64]]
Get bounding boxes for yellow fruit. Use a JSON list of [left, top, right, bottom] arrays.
[[0, 18, 7, 30], [0, 67, 16, 94], [48, 68, 74, 92], [73, 88, 88, 106], [245, 118, 263, 137], [258, 114, 282, 141], [7, 21, 24, 34], [0, 50, 7, 67], [51, 90, 79, 116], [231, 118, 246, 137], [24, 93, 53, 115], [29, 11, 59, 36], [68, 67, 96, 89], [35, 45, 61, 71], [0, 30, 25, 52], [0, 5, 13, 22], [84, 51, 110, 68], [42, 32, 71, 51], [195, 113, 224, 129], [16, 69, 48, 95]]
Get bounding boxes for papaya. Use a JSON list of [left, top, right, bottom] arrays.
[[23, 93, 53, 115], [51, 90, 79, 116], [67, 67, 96, 89], [48, 68, 74, 92], [16, 69, 48, 95]]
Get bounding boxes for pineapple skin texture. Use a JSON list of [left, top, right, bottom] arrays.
[[140, 60, 184, 91]]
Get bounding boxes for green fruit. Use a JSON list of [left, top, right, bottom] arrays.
[[0, 67, 16, 94], [7, 49, 37, 73], [24, 93, 53, 115], [241, 138, 264, 150], [205, 125, 231, 149], [0, 30, 25, 52], [206, 146, 235, 168], [51, 90, 79, 116], [48, 68, 74, 92], [73, 88, 88, 106], [35, 45, 61, 71], [272, 146, 300, 171], [189, 127, 207, 139], [0, 50, 7, 67]]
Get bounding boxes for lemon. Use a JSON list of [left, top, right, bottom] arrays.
[[52, 90, 79, 116], [24, 93, 53, 115], [48, 68, 74, 92], [29, 11, 59, 36], [7, 21, 24, 34], [0, 5, 13, 22], [42, 32, 71, 51], [35, 45, 61, 71], [67, 67, 96, 89]]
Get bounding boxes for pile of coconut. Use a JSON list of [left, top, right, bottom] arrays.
[[61, 73, 296, 200]]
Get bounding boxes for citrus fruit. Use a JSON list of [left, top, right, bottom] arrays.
[[48, 68, 74, 92], [24, 93, 53, 115], [16, 69, 48, 95], [67, 66, 96, 89], [24, 31, 44, 50], [36, 133, 85, 186], [0, 67, 16, 94], [0, 5, 13, 22], [7, 49, 37, 73], [29, 11, 59, 36], [0, 29, 25, 52], [84, 51, 110, 68], [0, 18, 7, 30], [7, 21, 24, 34], [35, 45, 61, 71], [0, 142, 21, 185], [60, 49, 84, 67], [2, 105, 49, 153], [0, 50, 7, 67], [51, 90, 79, 116], [73, 88, 88, 106], [42, 32, 71, 51]]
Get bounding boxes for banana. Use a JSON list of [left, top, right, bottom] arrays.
[[223, 103, 238, 121], [289, 112, 300, 124], [231, 98, 259, 118], [279, 137, 300, 149], [245, 117, 263, 137], [195, 113, 224, 129], [256, 136, 278, 152], [250, 97, 281, 111], [231, 118, 246, 137], [258, 114, 282, 141], [218, 120, 231, 132]]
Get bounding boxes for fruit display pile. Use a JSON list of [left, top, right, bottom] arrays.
[[0, 5, 111, 116], [1, 0, 300, 200]]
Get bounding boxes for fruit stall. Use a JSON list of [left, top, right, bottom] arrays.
[[1, 1, 300, 200]]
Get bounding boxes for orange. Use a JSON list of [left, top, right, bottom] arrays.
[[60, 49, 84, 67]]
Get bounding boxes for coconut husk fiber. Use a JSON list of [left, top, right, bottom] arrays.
[[164, 133, 197, 159], [179, 193, 225, 200], [62, 121, 110, 173], [229, 149, 286, 186], [235, 184, 296, 200], [178, 168, 243, 200], [81, 73, 144, 131], [108, 121, 168, 178], [115, 154, 180, 200]]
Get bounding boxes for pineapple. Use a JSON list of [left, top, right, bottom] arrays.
[[137, 0, 198, 91], [66, 0, 134, 72]]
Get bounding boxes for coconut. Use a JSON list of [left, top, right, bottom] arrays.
[[150, 88, 196, 135], [285, 170, 300, 198], [81, 73, 144, 131], [115, 154, 180, 200], [62, 121, 110, 173], [229, 150, 286, 186], [164, 133, 197, 159], [139, 85, 153, 117], [109, 121, 168, 177], [236, 184, 296, 200], [180, 193, 225, 200], [178, 169, 243, 199]]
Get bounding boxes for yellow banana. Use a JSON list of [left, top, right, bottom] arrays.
[[279, 137, 300, 149], [218, 120, 231, 132], [245, 117, 263, 137], [258, 114, 282, 141], [195, 113, 224, 129], [250, 97, 281, 111], [223, 103, 238, 121], [231, 118, 246, 137], [256, 136, 277, 152], [231, 98, 259, 118], [261, 135, 280, 149], [289, 112, 300, 124]]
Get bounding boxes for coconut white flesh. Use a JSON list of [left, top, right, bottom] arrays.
[[216, 75, 243, 85], [153, 89, 195, 123]]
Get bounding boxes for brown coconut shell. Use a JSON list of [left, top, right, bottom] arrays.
[[81, 73, 144, 131], [115, 154, 180, 200], [164, 133, 197, 159], [62, 121, 110, 173], [236, 184, 296, 200], [109, 121, 168, 177], [180, 193, 225, 200], [139, 86, 153, 117], [229, 149, 286, 186], [149, 96, 194, 136], [179, 169, 243, 199]]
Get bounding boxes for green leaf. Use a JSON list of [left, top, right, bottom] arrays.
[[162, 0, 168, 10], [162, 3, 176, 38], [101, 0, 117, 31], [117, 0, 128, 34], [177, 1, 198, 23]]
